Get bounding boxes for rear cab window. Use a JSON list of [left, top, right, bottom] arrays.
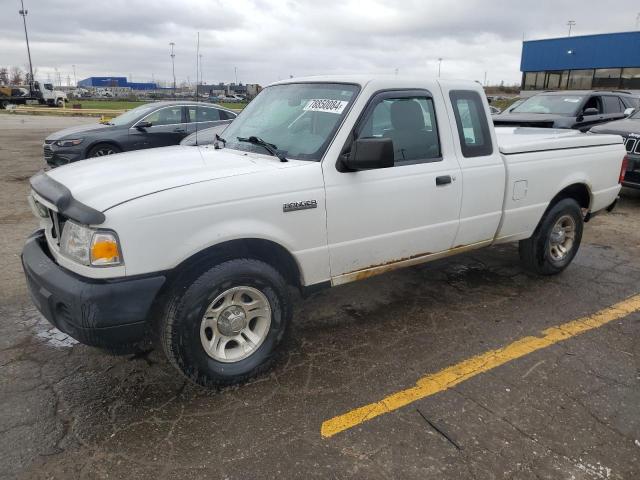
[[449, 90, 493, 157]]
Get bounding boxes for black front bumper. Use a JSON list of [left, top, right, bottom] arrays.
[[43, 143, 84, 167], [21, 230, 166, 348]]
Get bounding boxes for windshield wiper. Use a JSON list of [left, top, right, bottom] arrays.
[[214, 133, 226, 149], [237, 136, 288, 162]]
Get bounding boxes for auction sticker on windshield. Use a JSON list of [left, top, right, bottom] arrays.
[[304, 99, 348, 114]]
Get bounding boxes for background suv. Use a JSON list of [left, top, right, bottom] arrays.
[[493, 90, 639, 131]]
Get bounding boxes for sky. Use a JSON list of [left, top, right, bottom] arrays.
[[2, 0, 640, 87]]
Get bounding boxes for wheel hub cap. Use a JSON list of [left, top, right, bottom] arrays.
[[199, 286, 272, 363], [548, 215, 576, 261], [217, 306, 247, 336]]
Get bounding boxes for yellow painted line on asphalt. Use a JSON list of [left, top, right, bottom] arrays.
[[321, 293, 640, 438]]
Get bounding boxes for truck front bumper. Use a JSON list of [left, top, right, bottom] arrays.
[[21, 230, 166, 348]]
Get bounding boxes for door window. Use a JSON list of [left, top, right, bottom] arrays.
[[188, 106, 221, 122], [144, 106, 183, 126], [449, 90, 493, 158], [357, 96, 441, 166], [582, 96, 603, 114], [603, 96, 623, 114]]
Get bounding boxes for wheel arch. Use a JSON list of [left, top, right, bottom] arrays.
[[548, 182, 591, 212], [164, 237, 304, 293], [84, 140, 124, 158]]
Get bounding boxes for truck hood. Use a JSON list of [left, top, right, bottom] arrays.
[[493, 113, 567, 128], [45, 145, 304, 213], [589, 117, 640, 136], [45, 122, 113, 141]]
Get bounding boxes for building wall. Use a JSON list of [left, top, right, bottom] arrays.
[[520, 32, 640, 92], [77, 77, 157, 90]]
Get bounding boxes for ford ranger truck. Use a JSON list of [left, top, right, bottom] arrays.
[[22, 76, 625, 387]]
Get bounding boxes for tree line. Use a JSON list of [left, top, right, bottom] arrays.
[[0, 67, 38, 86]]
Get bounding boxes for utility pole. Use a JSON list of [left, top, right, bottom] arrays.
[[437, 58, 443, 77], [18, 0, 34, 88], [169, 42, 176, 96], [72, 64, 77, 86], [567, 20, 576, 37], [484, 71, 487, 86], [234, 66, 238, 84]]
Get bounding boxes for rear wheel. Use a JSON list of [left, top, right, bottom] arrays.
[[56, 98, 64, 107], [87, 143, 121, 158], [161, 258, 292, 387], [519, 198, 583, 275]]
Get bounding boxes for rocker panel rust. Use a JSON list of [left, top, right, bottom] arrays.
[[330, 240, 492, 286]]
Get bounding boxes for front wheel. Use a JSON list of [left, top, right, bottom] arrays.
[[87, 143, 121, 158], [519, 198, 584, 275], [161, 259, 292, 387]]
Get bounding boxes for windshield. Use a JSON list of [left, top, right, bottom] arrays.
[[108, 103, 159, 126], [511, 95, 583, 116], [221, 83, 360, 161]]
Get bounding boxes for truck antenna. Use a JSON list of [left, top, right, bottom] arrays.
[[195, 31, 200, 146]]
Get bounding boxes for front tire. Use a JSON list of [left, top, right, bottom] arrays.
[[161, 259, 292, 387], [519, 198, 584, 275], [87, 143, 121, 158]]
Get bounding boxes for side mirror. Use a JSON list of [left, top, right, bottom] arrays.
[[136, 121, 152, 130], [624, 107, 635, 117], [583, 107, 599, 116], [341, 137, 394, 171]]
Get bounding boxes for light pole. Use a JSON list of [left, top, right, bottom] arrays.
[[72, 64, 77, 86], [437, 58, 443, 77], [18, 0, 34, 88], [199, 54, 203, 85], [234, 66, 238, 85], [636, 13, 640, 30], [567, 20, 575, 37], [169, 42, 176, 96]]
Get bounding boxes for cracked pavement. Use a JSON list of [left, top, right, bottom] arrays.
[[1, 114, 639, 479]]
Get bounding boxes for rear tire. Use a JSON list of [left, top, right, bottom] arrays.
[[519, 198, 583, 275], [161, 258, 292, 387], [87, 143, 121, 158]]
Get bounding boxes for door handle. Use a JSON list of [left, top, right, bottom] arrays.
[[435, 175, 452, 186], [173, 128, 185, 132]]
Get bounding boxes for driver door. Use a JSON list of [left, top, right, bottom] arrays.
[[575, 95, 604, 131], [129, 105, 188, 149], [322, 90, 462, 283]]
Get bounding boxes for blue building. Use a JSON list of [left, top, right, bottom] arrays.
[[520, 31, 640, 91], [77, 76, 157, 91]]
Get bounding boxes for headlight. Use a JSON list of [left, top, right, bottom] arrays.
[[54, 138, 83, 147], [60, 221, 123, 266]]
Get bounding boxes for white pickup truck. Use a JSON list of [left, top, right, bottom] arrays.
[[22, 76, 625, 386]]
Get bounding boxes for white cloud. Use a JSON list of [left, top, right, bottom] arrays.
[[2, 0, 639, 87]]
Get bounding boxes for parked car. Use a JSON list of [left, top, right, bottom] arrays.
[[590, 109, 640, 188], [180, 124, 229, 146], [43, 101, 237, 167], [23, 76, 624, 387], [501, 98, 525, 114], [493, 90, 639, 131]]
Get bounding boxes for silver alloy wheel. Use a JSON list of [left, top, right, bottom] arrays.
[[92, 147, 117, 157], [548, 214, 576, 261], [200, 286, 272, 363]]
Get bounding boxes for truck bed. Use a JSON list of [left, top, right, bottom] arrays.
[[495, 127, 622, 155]]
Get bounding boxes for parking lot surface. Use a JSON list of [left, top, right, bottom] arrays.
[[1, 114, 639, 479]]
